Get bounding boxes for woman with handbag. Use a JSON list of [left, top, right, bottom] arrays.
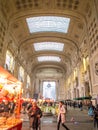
[[57, 101, 70, 130]]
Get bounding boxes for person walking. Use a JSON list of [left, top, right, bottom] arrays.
[[88, 101, 95, 117], [79, 101, 83, 111], [73, 101, 76, 109], [30, 102, 42, 130], [57, 101, 70, 130], [94, 104, 98, 130], [26, 102, 33, 128]]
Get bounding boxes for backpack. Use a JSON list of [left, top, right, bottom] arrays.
[[88, 107, 94, 116]]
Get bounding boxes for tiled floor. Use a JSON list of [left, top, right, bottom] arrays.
[[21, 107, 94, 130]]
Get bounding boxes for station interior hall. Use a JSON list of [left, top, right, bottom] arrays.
[[0, 0, 98, 129]]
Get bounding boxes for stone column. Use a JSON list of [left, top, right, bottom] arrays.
[[13, 58, 19, 79], [35, 78, 40, 94], [30, 75, 35, 98], [39, 79, 43, 97], [23, 72, 27, 98], [56, 79, 60, 100], [55, 80, 57, 100]]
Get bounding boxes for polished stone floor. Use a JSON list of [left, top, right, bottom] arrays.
[[21, 107, 94, 130]]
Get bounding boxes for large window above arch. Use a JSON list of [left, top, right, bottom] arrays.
[[43, 81, 56, 100], [37, 56, 61, 62], [26, 75, 31, 88], [26, 16, 70, 33], [18, 66, 24, 82], [5, 50, 15, 73], [34, 42, 64, 51]]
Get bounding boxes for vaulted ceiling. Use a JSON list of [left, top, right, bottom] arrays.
[[1, 0, 93, 77]]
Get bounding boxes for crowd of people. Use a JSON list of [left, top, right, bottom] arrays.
[[26, 101, 42, 130], [0, 100, 15, 117], [69, 101, 98, 129], [88, 101, 98, 129], [1, 99, 98, 130], [21, 99, 98, 130]]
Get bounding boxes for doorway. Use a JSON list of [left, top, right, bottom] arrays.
[[43, 81, 56, 100]]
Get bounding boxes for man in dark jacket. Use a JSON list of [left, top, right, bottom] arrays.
[[30, 102, 42, 130], [94, 104, 98, 129]]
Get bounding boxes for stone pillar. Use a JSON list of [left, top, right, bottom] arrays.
[[56, 79, 60, 100], [58, 77, 65, 100], [0, 6, 8, 66], [39, 79, 43, 97], [35, 78, 40, 94], [30, 75, 35, 98], [23, 72, 27, 98], [13, 58, 19, 79], [55, 80, 58, 100]]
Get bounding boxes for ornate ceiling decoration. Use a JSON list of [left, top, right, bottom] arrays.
[[2, 0, 92, 77]]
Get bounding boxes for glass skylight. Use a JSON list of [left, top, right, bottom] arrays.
[[34, 42, 64, 51], [37, 56, 61, 62], [26, 16, 70, 33]]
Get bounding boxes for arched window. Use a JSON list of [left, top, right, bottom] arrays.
[[26, 75, 30, 88], [18, 66, 24, 82], [5, 50, 15, 73]]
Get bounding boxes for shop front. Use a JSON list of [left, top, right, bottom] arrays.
[[0, 66, 23, 130]]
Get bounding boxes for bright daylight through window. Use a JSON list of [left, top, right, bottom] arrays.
[[43, 81, 56, 100], [34, 42, 64, 51], [26, 16, 70, 33], [37, 56, 61, 62]]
